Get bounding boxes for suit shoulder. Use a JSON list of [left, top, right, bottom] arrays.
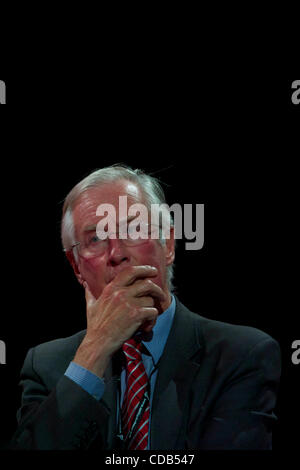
[[177, 299, 279, 358], [32, 330, 85, 363], [198, 313, 274, 347], [19, 331, 86, 392]]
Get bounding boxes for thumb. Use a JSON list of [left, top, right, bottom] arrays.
[[83, 281, 96, 307]]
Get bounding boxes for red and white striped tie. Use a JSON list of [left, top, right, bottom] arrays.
[[121, 338, 150, 450]]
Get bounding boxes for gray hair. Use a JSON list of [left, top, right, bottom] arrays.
[[61, 164, 176, 292]]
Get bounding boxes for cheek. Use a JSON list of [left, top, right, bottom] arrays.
[[134, 241, 161, 264], [79, 257, 106, 285], [83, 256, 104, 270]]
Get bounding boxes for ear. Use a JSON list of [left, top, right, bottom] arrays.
[[65, 250, 85, 286], [164, 225, 175, 267]]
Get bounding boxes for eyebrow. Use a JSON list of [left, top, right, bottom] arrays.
[[83, 224, 97, 232], [83, 216, 138, 232]]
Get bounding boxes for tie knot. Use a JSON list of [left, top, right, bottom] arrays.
[[122, 338, 143, 364]]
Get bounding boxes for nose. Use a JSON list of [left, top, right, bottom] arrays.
[[107, 238, 130, 267]]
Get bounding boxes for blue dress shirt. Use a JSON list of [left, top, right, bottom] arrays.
[[65, 294, 176, 448]]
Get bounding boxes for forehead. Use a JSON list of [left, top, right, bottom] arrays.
[[72, 179, 145, 230]]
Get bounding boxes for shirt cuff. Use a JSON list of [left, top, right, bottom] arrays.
[[64, 361, 105, 401]]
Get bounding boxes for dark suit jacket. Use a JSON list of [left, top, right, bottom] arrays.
[[11, 296, 281, 450]]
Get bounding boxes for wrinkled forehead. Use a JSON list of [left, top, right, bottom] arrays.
[[72, 180, 147, 233]]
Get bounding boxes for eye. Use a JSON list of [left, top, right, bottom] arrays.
[[90, 235, 100, 243], [127, 224, 139, 237], [86, 234, 103, 247], [127, 222, 150, 239]]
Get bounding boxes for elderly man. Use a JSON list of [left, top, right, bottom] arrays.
[[12, 165, 281, 450]]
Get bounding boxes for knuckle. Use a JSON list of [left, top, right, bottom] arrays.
[[152, 307, 159, 316], [112, 290, 119, 301], [113, 289, 126, 303], [130, 306, 140, 320], [143, 278, 153, 290]]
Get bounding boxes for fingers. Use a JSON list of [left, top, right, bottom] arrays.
[[129, 279, 166, 303], [132, 295, 155, 308], [113, 265, 158, 287], [81, 265, 165, 352], [138, 307, 159, 323]]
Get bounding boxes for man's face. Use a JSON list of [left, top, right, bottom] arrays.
[[70, 180, 174, 308]]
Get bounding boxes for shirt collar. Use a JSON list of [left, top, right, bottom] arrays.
[[142, 294, 176, 365]]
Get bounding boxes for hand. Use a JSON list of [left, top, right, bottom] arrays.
[[73, 265, 166, 377]]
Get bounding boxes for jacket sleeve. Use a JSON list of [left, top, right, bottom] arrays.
[[10, 347, 111, 450], [196, 336, 281, 450]]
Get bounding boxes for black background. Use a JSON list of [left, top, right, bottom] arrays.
[[0, 74, 298, 460]]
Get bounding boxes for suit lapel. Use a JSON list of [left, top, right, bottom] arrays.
[[150, 298, 204, 449]]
